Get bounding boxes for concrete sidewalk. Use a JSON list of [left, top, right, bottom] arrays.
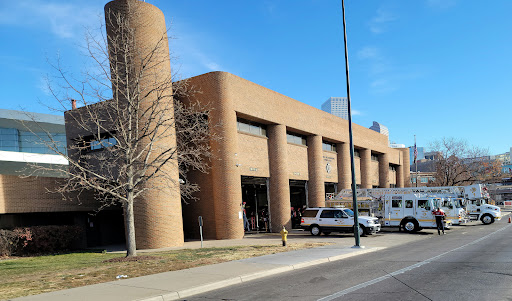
[[10, 242, 383, 301]]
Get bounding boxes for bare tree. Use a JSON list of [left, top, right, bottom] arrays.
[[429, 137, 502, 186], [30, 4, 214, 257]]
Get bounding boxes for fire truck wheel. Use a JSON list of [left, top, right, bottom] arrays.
[[480, 214, 494, 225], [310, 225, 321, 236], [402, 219, 418, 233], [323, 232, 331, 235]]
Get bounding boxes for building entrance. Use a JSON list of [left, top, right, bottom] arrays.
[[325, 182, 337, 199], [290, 180, 308, 228], [241, 176, 270, 232]]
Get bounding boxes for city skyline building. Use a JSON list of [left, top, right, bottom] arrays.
[[369, 121, 389, 137], [321, 97, 348, 120]]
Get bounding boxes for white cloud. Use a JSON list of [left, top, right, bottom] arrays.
[[368, 8, 397, 34], [357, 47, 379, 60], [0, 1, 101, 39], [351, 110, 362, 116]]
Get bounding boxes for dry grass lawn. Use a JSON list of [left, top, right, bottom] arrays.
[[0, 242, 331, 300]]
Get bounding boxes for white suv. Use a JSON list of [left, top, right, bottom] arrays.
[[300, 207, 381, 236]]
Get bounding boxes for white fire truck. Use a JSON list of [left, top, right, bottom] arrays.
[[330, 184, 501, 232], [329, 192, 453, 233]]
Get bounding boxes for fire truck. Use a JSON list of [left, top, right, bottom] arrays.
[[330, 184, 501, 232]]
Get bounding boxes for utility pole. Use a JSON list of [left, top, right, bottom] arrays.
[[341, 0, 362, 248]]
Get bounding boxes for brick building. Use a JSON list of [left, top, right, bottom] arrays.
[[2, 0, 411, 250], [179, 71, 411, 241]]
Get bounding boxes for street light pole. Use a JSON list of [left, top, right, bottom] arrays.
[[341, 0, 361, 248]]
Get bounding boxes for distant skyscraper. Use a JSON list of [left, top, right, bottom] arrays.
[[321, 97, 348, 120], [369, 121, 389, 136]]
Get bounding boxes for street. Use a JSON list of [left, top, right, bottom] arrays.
[[187, 219, 512, 301]]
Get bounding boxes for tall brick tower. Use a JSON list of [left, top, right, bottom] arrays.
[[104, 0, 183, 249]]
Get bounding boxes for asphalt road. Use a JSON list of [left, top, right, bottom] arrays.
[[187, 219, 512, 301]]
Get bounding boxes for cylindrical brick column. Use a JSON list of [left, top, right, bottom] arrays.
[[105, 0, 182, 249], [379, 153, 390, 188], [208, 74, 244, 240], [396, 162, 404, 188], [337, 142, 351, 191], [307, 135, 325, 208], [268, 124, 291, 232], [401, 148, 411, 187], [360, 148, 371, 189]]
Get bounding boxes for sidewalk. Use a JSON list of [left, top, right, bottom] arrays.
[[10, 211, 511, 301]]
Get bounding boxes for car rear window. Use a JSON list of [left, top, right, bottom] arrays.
[[302, 209, 319, 217]]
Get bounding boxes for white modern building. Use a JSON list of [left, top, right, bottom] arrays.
[[321, 97, 348, 120], [0, 109, 68, 177]]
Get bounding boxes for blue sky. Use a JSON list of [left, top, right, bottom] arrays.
[[0, 0, 510, 155]]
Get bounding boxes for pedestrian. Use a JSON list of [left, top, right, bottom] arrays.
[[242, 202, 250, 232], [432, 207, 446, 235]]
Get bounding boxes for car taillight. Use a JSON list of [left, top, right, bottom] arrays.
[[301, 218, 304, 223]]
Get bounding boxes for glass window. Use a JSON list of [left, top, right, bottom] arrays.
[[392, 199, 402, 208], [322, 142, 336, 152], [421, 177, 429, 183], [371, 154, 379, 161], [354, 149, 360, 157], [333, 210, 344, 218], [418, 200, 431, 210], [287, 132, 307, 146], [237, 118, 267, 137], [320, 210, 335, 218], [405, 200, 413, 208], [302, 209, 318, 217]]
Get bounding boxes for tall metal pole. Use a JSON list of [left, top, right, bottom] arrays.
[[415, 135, 418, 187], [341, 0, 361, 248]]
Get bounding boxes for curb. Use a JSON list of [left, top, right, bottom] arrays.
[[135, 246, 385, 301]]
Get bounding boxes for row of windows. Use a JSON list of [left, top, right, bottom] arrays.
[[237, 118, 267, 137], [0, 127, 67, 154], [411, 177, 432, 183], [287, 132, 307, 146], [322, 142, 336, 152]]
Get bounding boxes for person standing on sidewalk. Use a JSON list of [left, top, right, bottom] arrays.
[[432, 207, 446, 235]]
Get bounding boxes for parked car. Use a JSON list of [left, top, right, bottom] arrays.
[[300, 207, 380, 236]]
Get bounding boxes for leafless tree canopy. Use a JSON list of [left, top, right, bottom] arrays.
[[429, 137, 502, 186], [30, 5, 214, 256]]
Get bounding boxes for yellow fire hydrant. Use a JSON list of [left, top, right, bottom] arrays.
[[280, 226, 288, 247]]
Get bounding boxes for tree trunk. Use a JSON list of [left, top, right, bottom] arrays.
[[124, 199, 137, 257]]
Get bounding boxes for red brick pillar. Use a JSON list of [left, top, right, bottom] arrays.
[[268, 124, 291, 232], [307, 135, 325, 208], [379, 153, 390, 188], [360, 148, 371, 189], [337, 142, 351, 191]]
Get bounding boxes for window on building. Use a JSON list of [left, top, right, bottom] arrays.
[[354, 149, 360, 157], [421, 177, 429, 183], [90, 137, 117, 151], [412, 178, 417, 183], [237, 118, 267, 137], [371, 154, 379, 161], [390, 184, 396, 188], [322, 141, 336, 152], [286, 132, 307, 146], [389, 165, 396, 171]]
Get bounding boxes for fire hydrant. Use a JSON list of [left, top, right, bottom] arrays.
[[280, 226, 288, 247]]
